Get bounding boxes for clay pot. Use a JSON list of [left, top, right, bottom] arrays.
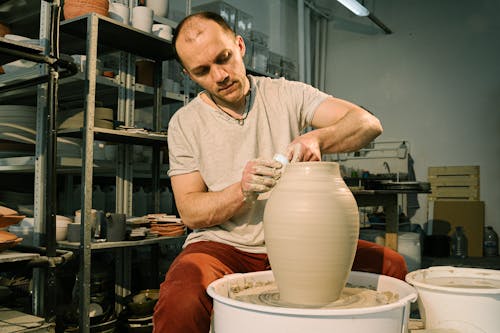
[[263, 162, 359, 306], [63, 0, 109, 20]]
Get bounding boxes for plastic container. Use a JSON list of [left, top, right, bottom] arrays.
[[235, 9, 253, 39], [267, 52, 282, 77], [397, 232, 421, 272], [192, 1, 237, 30], [406, 266, 500, 333], [207, 270, 417, 333], [450, 226, 468, 258], [483, 226, 499, 256], [251, 43, 269, 73]]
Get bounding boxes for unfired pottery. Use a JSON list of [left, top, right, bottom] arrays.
[[263, 162, 359, 306]]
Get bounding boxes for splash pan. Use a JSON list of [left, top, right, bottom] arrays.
[[207, 270, 417, 333]]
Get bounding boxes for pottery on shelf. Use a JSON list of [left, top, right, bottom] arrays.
[[263, 161, 359, 306], [63, 0, 109, 20], [146, 0, 169, 18]]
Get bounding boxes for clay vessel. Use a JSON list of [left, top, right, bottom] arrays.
[[263, 161, 359, 306], [63, 0, 109, 20]]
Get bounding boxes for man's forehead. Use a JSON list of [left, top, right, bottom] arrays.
[[178, 18, 209, 43]]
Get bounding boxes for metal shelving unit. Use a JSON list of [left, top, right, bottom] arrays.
[[1, 3, 187, 332], [0, 1, 78, 329], [57, 12, 182, 333]]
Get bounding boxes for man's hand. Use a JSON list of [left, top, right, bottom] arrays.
[[241, 158, 282, 202], [286, 132, 322, 162]]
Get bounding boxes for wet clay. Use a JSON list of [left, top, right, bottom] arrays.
[[263, 162, 359, 306], [422, 276, 500, 289], [229, 281, 399, 309]]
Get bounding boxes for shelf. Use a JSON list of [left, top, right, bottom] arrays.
[[57, 235, 186, 250], [0, 156, 169, 176], [246, 67, 279, 78], [58, 127, 167, 145], [153, 15, 178, 28], [0, 71, 185, 106], [135, 82, 186, 105], [0, 250, 40, 264], [0, 307, 53, 332], [59, 13, 175, 61], [0, 37, 44, 66]]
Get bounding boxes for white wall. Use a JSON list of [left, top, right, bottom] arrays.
[[169, 0, 499, 232], [170, 0, 299, 60], [324, 0, 500, 231]]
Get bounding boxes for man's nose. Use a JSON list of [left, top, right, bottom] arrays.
[[212, 66, 229, 84]]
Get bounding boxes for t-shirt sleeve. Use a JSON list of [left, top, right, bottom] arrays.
[[167, 111, 199, 177], [281, 78, 331, 130]]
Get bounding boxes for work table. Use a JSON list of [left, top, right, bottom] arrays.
[[350, 187, 430, 251]]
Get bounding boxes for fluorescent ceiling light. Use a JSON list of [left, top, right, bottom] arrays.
[[336, 0, 369, 16]]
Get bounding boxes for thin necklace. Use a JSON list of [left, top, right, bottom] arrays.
[[208, 88, 252, 126]]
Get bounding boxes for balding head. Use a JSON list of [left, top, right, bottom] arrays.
[[173, 12, 235, 66]]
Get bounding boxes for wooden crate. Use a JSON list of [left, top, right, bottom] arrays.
[[428, 166, 479, 201]]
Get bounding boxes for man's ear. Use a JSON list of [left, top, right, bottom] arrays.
[[182, 68, 192, 80], [236, 35, 246, 58]]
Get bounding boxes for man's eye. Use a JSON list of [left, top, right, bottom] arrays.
[[218, 52, 231, 64], [193, 68, 209, 76]]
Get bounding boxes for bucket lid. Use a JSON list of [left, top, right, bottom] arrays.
[[406, 266, 500, 295]]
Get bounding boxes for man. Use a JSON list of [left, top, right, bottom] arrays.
[[153, 11, 407, 332]]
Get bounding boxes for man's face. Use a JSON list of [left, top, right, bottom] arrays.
[[176, 19, 248, 105]]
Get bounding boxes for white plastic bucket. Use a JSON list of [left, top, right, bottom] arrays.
[[406, 266, 500, 333], [207, 270, 417, 333]]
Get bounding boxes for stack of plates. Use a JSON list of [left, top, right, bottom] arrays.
[[147, 214, 186, 237], [0, 105, 82, 158], [0, 105, 37, 144], [124, 315, 153, 333], [58, 107, 114, 130]]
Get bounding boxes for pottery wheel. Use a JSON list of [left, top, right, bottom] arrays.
[[229, 282, 399, 309]]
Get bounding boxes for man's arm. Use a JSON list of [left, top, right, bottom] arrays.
[[287, 97, 383, 161], [171, 158, 281, 229], [170, 171, 245, 230]]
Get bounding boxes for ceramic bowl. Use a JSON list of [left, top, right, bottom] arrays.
[[0, 205, 18, 216], [0, 215, 26, 228], [56, 216, 72, 241], [126, 289, 160, 316]]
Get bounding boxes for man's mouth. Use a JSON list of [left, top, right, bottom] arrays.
[[218, 82, 235, 93]]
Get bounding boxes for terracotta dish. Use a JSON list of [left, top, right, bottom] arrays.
[[0, 205, 18, 216], [0, 231, 22, 253], [63, 0, 109, 20], [0, 215, 26, 228]]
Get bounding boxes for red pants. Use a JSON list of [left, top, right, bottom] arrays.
[[153, 239, 407, 333]]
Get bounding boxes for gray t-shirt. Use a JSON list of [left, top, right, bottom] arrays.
[[167, 75, 329, 253]]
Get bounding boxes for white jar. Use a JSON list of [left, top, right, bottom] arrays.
[[146, 0, 168, 18]]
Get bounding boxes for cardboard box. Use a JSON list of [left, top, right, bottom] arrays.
[[432, 200, 485, 257]]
